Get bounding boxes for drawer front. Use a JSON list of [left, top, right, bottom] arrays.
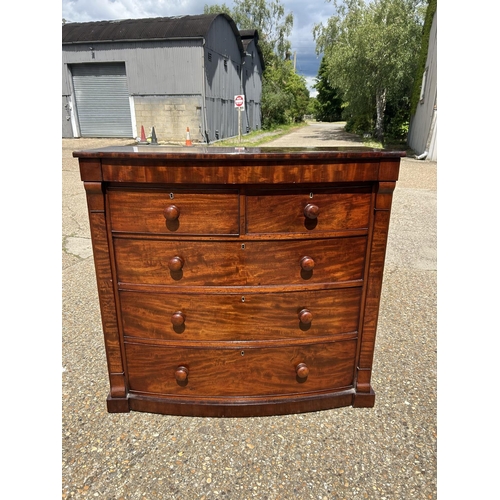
[[107, 188, 240, 235], [125, 340, 357, 397], [246, 187, 372, 234], [120, 287, 362, 341], [114, 237, 367, 286]]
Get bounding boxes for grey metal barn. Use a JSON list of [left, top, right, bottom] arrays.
[[62, 14, 264, 143], [240, 30, 264, 135]]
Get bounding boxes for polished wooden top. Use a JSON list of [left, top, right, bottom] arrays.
[[73, 145, 406, 161], [76, 146, 405, 185]]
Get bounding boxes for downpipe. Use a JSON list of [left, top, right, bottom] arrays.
[[415, 151, 428, 160]]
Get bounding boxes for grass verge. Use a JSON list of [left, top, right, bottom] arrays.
[[210, 122, 308, 147], [363, 136, 416, 155]]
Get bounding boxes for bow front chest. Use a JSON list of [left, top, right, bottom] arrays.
[[75, 146, 403, 417]]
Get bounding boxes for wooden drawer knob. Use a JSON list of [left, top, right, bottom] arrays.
[[175, 366, 189, 383], [296, 363, 309, 379], [300, 256, 315, 271], [298, 309, 313, 324], [164, 205, 180, 221], [168, 256, 185, 272], [304, 203, 320, 219], [171, 311, 186, 326]]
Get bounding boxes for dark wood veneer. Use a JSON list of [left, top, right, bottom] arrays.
[[75, 146, 403, 417]]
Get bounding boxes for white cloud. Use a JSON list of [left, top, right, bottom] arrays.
[[305, 76, 318, 97], [62, 0, 207, 23]]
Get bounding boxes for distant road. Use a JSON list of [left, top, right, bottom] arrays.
[[264, 121, 364, 148]]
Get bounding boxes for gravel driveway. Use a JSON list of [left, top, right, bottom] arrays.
[[62, 123, 436, 499]]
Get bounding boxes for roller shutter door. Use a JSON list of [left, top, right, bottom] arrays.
[[72, 63, 133, 137]]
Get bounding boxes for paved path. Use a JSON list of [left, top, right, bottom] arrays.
[[265, 121, 365, 147]]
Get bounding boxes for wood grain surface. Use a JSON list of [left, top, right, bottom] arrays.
[[77, 147, 403, 416], [119, 287, 362, 341], [124, 339, 357, 397]]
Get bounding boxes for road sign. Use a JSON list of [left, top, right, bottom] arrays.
[[234, 95, 245, 110]]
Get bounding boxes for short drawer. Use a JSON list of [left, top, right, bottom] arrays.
[[120, 287, 362, 341], [124, 339, 357, 397], [246, 187, 372, 234], [107, 187, 240, 235], [113, 236, 367, 286]]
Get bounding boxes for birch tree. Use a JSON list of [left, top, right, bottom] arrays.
[[314, 0, 425, 140]]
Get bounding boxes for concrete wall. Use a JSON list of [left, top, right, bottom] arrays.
[[134, 95, 203, 143]]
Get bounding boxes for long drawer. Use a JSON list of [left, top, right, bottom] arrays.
[[107, 187, 240, 235], [113, 236, 367, 286], [124, 339, 357, 397], [246, 186, 372, 234], [120, 287, 362, 341]]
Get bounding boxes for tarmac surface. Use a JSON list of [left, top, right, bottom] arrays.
[[62, 122, 437, 499]]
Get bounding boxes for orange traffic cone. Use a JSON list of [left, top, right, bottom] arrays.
[[140, 125, 147, 143], [185, 127, 193, 146]]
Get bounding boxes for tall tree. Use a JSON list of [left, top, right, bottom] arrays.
[[314, 0, 425, 140], [314, 57, 343, 122], [204, 0, 293, 63]]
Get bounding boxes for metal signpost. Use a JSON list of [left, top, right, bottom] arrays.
[[234, 95, 245, 142]]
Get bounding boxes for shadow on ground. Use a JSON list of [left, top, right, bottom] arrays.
[[302, 129, 363, 142]]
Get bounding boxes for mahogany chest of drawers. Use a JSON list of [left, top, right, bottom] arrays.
[[75, 146, 403, 417]]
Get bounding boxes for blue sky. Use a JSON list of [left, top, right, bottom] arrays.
[[62, 0, 338, 96]]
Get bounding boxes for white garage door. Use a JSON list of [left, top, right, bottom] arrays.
[[72, 63, 133, 137]]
